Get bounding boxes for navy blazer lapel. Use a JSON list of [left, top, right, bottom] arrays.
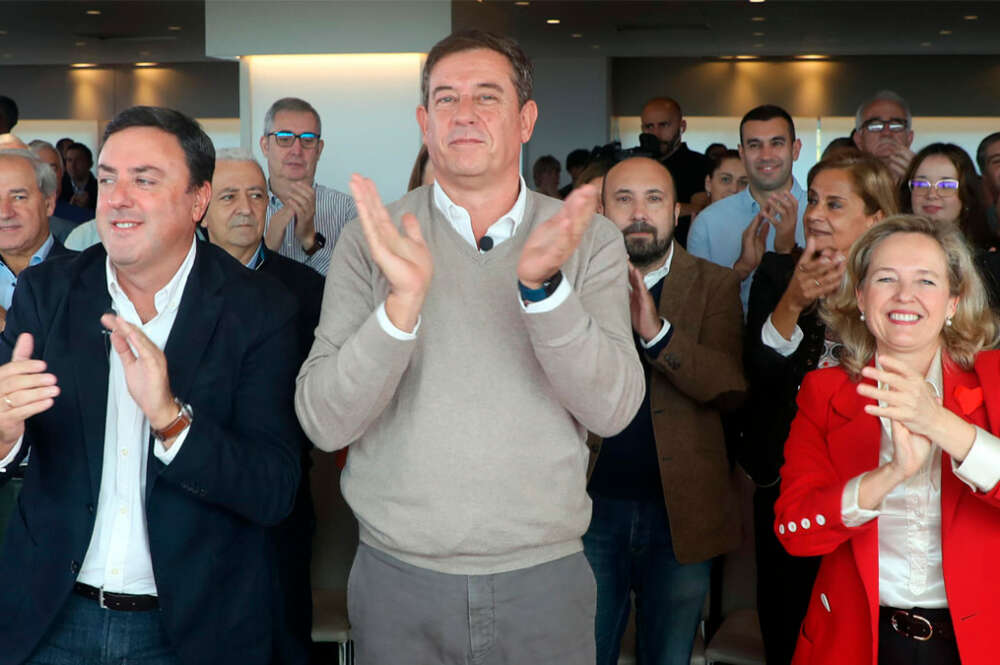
[[146, 242, 225, 493], [68, 253, 112, 501]]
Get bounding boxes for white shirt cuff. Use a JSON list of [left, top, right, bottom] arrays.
[[640, 318, 672, 349], [0, 435, 23, 470], [953, 426, 1000, 493], [520, 276, 572, 314], [841, 472, 880, 527], [153, 424, 191, 465], [761, 314, 803, 357], [376, 301, 420, 340]]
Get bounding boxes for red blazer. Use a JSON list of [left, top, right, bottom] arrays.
[[775, 350, 1000, 665]]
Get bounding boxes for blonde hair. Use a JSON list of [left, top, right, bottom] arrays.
[[808, 152, 899, 219], [821, 214, 999, 377]]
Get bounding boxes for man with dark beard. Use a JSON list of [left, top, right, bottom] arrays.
[[584, 156, 745, 665]]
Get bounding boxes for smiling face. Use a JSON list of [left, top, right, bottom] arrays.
[[740, 117, 801, 193], [705, 157, 748, 203], [856, 232, 957, 362], [203, 160, 268, 260], [259, 110, 324, 185], [0, 154, 54, 261], [97, 126, 210, 288], [805, 168, 882, 254], [602, 157, 679, 268], [910, 154, 962, 224], [416, 48, 537, 191]]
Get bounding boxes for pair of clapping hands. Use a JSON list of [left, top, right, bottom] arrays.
[[348, 175, 599, 334], [0, 315, 177, 453], [734, 191, 801, 280]]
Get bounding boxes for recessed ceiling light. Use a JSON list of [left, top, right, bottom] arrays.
[[139, 50, 151, 56], [753, 43, 765, 48], [167, 25, 182, 31], [134, 62, 158, 67], [571, 33, 583, 38], [964, 15, 978, 20], [735, 55, 756, 60], [546, 18, 560, 24], [749, 0, 766, 3], [591, 44, 601, 49], [939, 29, 952, 35], [798, 54, 827, 60], [753, 31, 765, 36], [71, 62, 97, 68], [75, 41, 86, 46], [515, 1, 530, 5], [751, 16, 766, 22], [85, 9, 101, 15], [920, 41, 932, 46]]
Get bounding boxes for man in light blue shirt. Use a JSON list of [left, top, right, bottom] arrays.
[[688, 105, 807, 312], [0, 149, 75, 315]]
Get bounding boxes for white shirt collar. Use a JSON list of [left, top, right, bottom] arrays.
[[642, 242, 675, 290], [432, 176, 528, 251], [105, 236, 198, 322]]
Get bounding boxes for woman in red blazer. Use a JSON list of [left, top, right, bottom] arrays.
[[775, 214, 1000, 665]]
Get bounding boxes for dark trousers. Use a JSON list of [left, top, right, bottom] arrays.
[[269, 467, 315, 665], [753, 483, 821, 665], [878, 607, 961, 665], [583, 495, 712, 665], [25, 593, 181, 665]]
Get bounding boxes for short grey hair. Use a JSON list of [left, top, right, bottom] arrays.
[[0, 148, 58, 197], [855, 90, 912, 130], [262, 97, 321, 137], [215, 147, 265, 179]]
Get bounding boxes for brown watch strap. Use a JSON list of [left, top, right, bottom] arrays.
[[152, 398, 192, 441]]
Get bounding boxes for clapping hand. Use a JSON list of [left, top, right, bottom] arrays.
[[350, 175, 433, 333], [781, 234, 846, 313], [517, 184, 598, 289], [763, 191, 799, 254], [0, 334, 59, 449], [732, 213, 770, 280], [627, 263, 662, 342]]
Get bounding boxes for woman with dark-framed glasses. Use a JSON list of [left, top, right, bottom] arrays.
[[901, 142, 1000, 306]]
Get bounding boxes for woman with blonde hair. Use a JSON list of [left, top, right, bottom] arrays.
[[742, 153, 898, 664], [776, 214, 1000, 665]]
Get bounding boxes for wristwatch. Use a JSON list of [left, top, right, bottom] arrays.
[[304, 232, 326, 256], [152, 398, 193, 442], [518, 270, 563, 304]]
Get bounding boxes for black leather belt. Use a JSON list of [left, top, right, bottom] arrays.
[[73, 582, 159, 611], [881, 606, 954, 642]]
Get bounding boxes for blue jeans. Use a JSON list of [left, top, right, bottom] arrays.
[[24, 593, 181, 665], [583, 495, 712, 665]]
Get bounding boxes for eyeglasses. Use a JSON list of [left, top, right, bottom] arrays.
[[908, 178, 960, 196], [862, 119, 908, 133], [267, 131, 321, 148]]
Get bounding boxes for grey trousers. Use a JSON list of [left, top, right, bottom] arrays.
[[348, 543, 597, 665]]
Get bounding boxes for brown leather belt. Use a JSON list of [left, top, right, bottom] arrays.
[[73, 582, 159, 612], [881, 606, 954, 642]]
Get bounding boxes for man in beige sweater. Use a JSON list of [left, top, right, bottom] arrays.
[[295, 30, 644, 665]]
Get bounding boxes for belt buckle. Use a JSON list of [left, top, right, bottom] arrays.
[[98, 586, 108, 610], [891, 610, 933, 641]]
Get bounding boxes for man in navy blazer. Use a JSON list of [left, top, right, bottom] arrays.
[[0, 106, 301, 665]]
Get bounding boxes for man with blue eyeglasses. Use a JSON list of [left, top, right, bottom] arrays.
[[260, 97, 357, 275], [853, 90, 916, 184]]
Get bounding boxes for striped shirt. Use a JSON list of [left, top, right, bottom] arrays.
[[266, 183, 357, 275]]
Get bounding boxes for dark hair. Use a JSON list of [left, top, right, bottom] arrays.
[[66, 142, 93, 167], [422, 30, 533, 108], [901, 142, 993, 250], [56, 137, 73, 152], [705, 142, 728, 160], [532, 155, 560, 185], [739, 104, 796, 144], [976, 132, 1000, 173], [0, 96, 17, 132], [708, 149, 741, 175], [102, 106, 214, 190], [565, 148, 591, 172], [821, 137, 859, 161], [407, 144, 430, 192]]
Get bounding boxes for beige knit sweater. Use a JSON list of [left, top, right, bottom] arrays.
[[295, 186, 643, 574]]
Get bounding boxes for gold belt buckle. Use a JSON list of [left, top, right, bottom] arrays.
[[891, 610, 933, 641]]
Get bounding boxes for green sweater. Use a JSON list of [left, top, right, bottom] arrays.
[[295, 185, 643, 574]]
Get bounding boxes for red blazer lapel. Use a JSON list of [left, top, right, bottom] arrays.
[[941, 357, 989, 534], [828, 370, 881, 618]]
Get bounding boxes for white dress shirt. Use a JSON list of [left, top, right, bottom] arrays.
[[75, 237, 197, 594], [377, 178, 572, 340], [841, 350, 1000, 608]]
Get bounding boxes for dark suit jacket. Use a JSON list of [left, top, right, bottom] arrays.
[[59, 173, 98, 211], [742, 251, 828, 486], [0, 241, 302, 665], [588, 245, 745, 563], [258, 245, 324, 359]]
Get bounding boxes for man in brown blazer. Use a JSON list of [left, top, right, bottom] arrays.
[[584, 157, 746, 665]]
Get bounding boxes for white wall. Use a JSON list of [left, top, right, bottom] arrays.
[[242, 54, 425, 202], [524, 57, 610, 189]]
